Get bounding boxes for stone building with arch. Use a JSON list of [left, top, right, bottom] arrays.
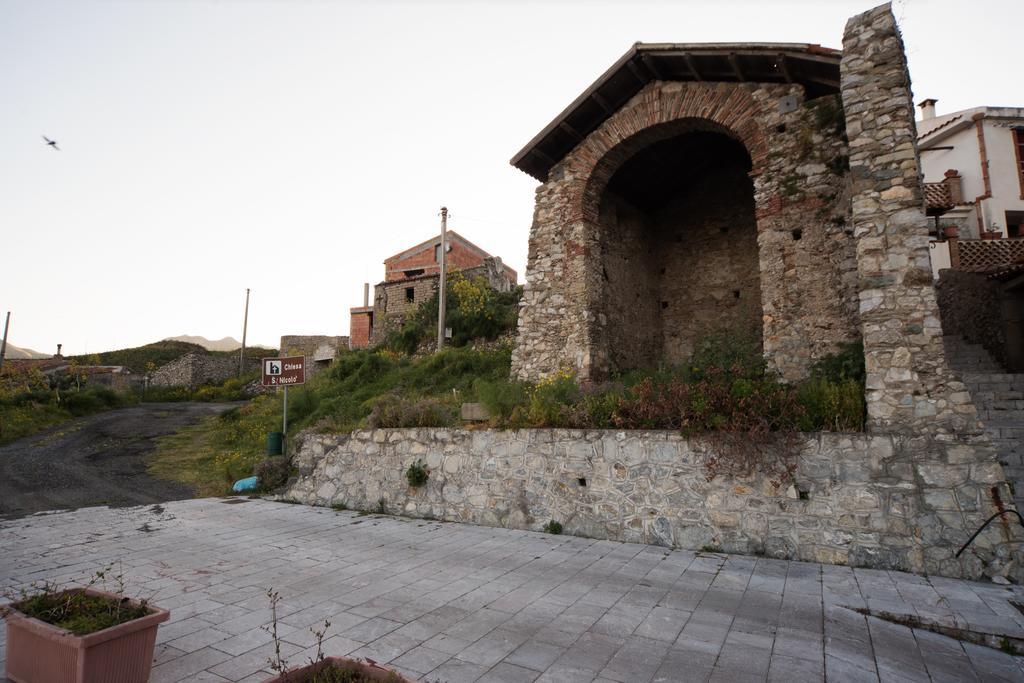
[[502, 3, 1024, 577]]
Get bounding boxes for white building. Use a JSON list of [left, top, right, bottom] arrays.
[[918, 100, 1024, 275]]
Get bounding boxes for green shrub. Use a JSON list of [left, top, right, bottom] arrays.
[[796, 377, 865, 431], [810, 341, 865, 383], [383, 273, 522, 354], [254, 457, 290, 491], [406, 459, 429, 487], [474, 378, 528, 422], [367, 395, 456, 429], [543, 520, 563, 535]]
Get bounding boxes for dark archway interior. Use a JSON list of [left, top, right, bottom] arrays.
[[598, 131, 763, 372]]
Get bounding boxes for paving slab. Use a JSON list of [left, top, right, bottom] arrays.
[[2, 498, 1024, 681]]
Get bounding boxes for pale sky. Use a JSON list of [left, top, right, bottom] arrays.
[[2, 0, 1021, 354]]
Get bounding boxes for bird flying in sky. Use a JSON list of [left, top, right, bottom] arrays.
[[41, 135, 60, 151]]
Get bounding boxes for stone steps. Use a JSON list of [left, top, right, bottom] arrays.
[[943, 335, 1024, 508]]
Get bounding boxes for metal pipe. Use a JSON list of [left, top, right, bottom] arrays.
[[955, 509, 1024, 558]]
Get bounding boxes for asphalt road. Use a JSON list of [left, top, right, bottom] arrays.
[[0, 402, 237, 519]]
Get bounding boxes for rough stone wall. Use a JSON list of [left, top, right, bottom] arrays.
[[837, 3, 1022, 570], [286, 427, 1021, 580], [840, 5, 977, 434], [511, 79, 860, 383], [936, 270, 1009, 369], [149, 352, 257, 389], [597, 150, 763, 370], [278, 335, 348, 377], [655, 165, 763, 365], [599, 196, 661, 370]]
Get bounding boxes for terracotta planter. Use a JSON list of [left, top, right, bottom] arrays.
[[942, 225, 958, 239], [261, 656, 415, 682], [3, 588, 169, 683], [981, 230, 1002, 240]]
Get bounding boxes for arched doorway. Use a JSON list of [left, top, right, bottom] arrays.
[[591, 127, 763, 373]]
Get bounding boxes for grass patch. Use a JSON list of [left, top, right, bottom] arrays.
[[148, 413, 265, 496]]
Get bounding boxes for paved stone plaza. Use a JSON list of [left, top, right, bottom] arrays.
[[2, 499, 1024, 682]]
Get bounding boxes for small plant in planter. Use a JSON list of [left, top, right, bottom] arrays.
[[405, 459, 429, 488], [2, 565, 169, 683], [260, 589, 411, 682]]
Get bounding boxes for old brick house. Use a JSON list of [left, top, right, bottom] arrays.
[[349, 231, 517, 347]]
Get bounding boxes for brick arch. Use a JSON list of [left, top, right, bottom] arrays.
[[564, 82, 770, 223]]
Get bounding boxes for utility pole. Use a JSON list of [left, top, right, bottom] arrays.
[[437, 207, 448, 352], [0, 312, 9, 372], [239, 288, 250, 376]]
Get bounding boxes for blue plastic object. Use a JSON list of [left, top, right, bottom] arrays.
[[232, 476, 259, 493]]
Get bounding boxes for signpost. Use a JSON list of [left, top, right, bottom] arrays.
[[261, 356, 305, 455]]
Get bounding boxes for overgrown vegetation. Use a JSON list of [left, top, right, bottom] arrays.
[[470, 335, 865, 484], [145, 273, 866, 492], [148, 405, 278, 496], [383, 272, 521, 354], [543, 520, 563, 535], [141, 373, 258, 403], [0, 366, 137, 445]]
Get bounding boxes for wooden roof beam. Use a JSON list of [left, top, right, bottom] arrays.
[[683, 54, 703, 81], [777, 53, 794, 83], [558, 121, 584, 142], [625, 59, 648, 85], [591, 91, 614, 114], [728, 54, 745, 81], [640, 54, 665, 80]]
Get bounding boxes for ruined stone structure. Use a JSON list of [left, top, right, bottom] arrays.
[[511, 47, 858, 382], [278, 335, 348, 377], [350, 232, 518, 348], [149, 352, 257, 389], [286, 4, 1023, 579]]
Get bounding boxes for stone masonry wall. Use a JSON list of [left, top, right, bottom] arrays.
[[840, 3, 974, 434], [150, 352, 258, 389], [511, 80, 860, 383], [286, 427, 1021, 581]]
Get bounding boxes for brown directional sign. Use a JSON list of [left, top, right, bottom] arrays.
[[261, 356, 305, 387]]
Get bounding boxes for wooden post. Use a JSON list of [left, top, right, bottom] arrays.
[[0, 311, 9, 372], [437, 207, 448, 352], [239, 288, 250, 376]]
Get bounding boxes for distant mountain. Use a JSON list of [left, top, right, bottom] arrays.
[[2, 343, 49, 359], [165, 335, 244, 352]]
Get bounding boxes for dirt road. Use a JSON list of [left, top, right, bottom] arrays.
[[0, 402, 237, 519]]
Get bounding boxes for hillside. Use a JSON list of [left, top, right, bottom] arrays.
[[2, 343, 49, 360], [67, 340, 206, 373]]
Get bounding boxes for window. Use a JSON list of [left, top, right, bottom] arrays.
[[1007, 211, 1024, 239], [405, 287, 415, 303], [1014, 128, 1024, 198], [434, 244, 441, 262]]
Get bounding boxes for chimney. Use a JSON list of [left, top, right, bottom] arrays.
[[918, 98, 938, 120], [363, 283, 370, 307], [944, 169, 963, 205], [56, 343, 62, 358]]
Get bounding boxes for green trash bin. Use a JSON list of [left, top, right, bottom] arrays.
[[266, 431, 284, 456]]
